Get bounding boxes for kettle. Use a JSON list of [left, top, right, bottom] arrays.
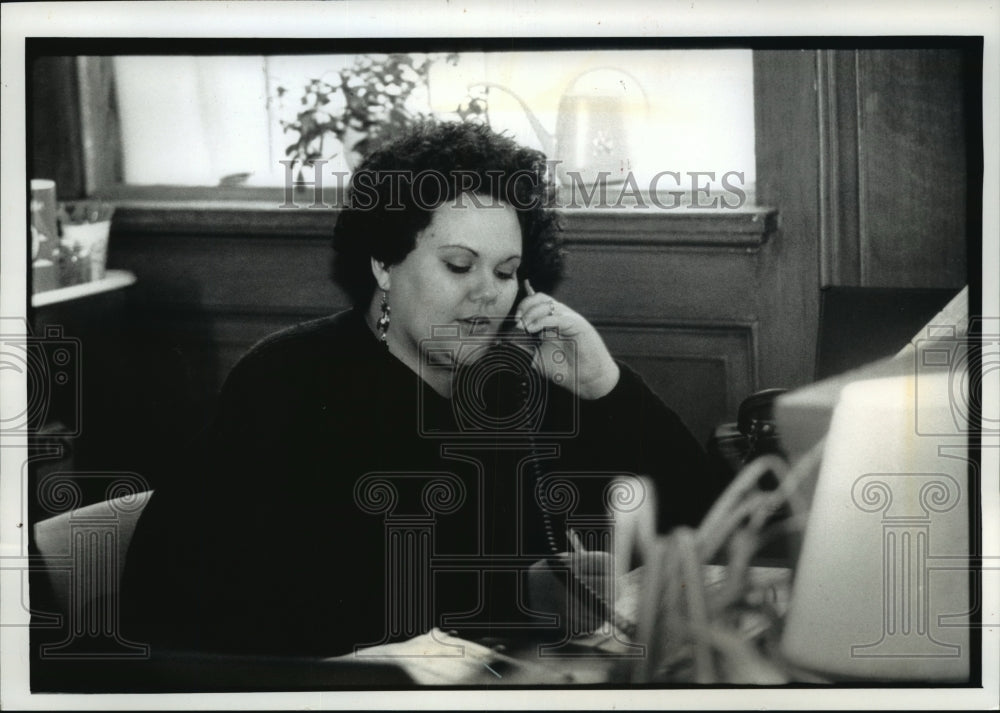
[[472, 68, 649, 187]]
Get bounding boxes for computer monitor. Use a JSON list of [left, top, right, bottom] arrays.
[[775, 287, 978, 681]]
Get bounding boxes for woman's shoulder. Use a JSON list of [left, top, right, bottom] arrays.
[[244, 308, 367, 361], [224, 308, 372, 386]]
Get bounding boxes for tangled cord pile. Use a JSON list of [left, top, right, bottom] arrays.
[[633, 440, 827, 684]]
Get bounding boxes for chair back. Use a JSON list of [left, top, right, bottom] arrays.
[[33, 490, 153, 618]]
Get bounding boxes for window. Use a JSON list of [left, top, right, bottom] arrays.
[[110, 49, 756, 199]]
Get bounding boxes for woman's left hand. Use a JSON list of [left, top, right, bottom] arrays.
[[515, 281, 620, 400]]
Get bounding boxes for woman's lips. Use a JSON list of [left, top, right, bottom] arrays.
[[459, 316, 495, 334]]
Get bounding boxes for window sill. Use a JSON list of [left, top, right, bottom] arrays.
[[106, 190, 776, 249], [559, 205, 775, 248]]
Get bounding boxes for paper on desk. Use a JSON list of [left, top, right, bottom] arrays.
[[338, 628, 581, 685], [342, 627, 636, 684]]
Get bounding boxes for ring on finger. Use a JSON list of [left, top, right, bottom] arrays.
[[548, 301, 556, 316]]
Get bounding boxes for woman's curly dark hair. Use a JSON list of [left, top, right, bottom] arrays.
[[332, 121, 564, 310]]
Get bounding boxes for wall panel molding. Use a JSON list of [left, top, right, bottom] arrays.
[[814, 48, 971, 290], [594, 318, 759, 402], [593, 317, 759, 440], [817, 49, 862, 287]]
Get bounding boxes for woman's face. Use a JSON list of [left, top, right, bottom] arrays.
[[379, 199, 523, 367]]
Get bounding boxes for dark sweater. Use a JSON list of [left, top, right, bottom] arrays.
[[121, 308, 719, 656]]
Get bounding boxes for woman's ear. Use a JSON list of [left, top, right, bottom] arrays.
[[370, 257, 391, 291]]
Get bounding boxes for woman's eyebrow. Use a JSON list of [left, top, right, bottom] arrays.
[[438, 244, 478, 255], [438, 245, 521, 262]]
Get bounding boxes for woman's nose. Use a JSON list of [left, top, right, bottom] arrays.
[[469, 271, 501, 305]]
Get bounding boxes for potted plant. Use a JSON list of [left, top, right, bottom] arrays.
[[276, 52, 488, 178]]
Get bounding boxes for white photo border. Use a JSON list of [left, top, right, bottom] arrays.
[[2, 1, 997, 710]]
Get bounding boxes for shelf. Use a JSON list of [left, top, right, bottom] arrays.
[[32, 270, 137, 308]]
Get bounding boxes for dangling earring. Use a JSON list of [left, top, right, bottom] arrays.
[[376, 290, 391, 347]]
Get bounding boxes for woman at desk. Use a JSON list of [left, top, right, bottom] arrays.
[[121, 122, 721, 657]]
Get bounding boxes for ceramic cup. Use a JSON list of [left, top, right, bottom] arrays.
[[61, 220, 111, 282]]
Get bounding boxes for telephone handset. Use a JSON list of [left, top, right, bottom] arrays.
[[736, 388, 787, 464], [509, 280, 631, 635]]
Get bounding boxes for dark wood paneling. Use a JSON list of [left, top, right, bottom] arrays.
[[753, 50, 823, 392], [754, 47, 972, 389], [622, 356, 727, 445], [856, 49, 967, 288], [107, 232, 348, 314], [598, 320, 758, 443], [560, 244, 762, 322], [816, 49, 969, 290]]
